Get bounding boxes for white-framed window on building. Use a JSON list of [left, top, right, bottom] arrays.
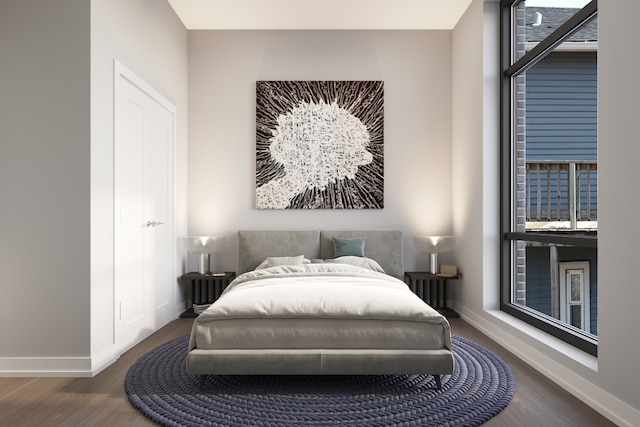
[[559, 261, 590, 333], [500, 0, 598, 356]]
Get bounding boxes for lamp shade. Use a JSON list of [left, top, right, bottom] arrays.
[[184, 236, 224, 254], [414, 236, 455, 254]]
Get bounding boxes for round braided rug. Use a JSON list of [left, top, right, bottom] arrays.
[[125, 335, 515, 426]]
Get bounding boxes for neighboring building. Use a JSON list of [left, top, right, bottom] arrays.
[[521, 7, 598, 335]]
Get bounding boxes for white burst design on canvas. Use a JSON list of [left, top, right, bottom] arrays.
[[256, 100, 373, 209]]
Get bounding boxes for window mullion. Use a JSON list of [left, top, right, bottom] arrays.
[[505, 232, 597, 248], [505, 1, 598, 78]]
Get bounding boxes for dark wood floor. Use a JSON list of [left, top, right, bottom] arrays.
[[0, 317, 616, 427]]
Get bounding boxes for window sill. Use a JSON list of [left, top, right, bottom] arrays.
[[481, 309, 598, 371]]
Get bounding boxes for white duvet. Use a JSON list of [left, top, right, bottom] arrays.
[[192, 264, 452, 352]]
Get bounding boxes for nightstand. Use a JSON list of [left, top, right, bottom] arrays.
[[404, 271, 460, 318], [179, 272, 235, 318]]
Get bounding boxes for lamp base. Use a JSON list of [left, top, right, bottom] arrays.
[[198, 253, 210, 274], [429, 253, 439, 274]]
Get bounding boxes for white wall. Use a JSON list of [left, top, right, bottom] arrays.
[[187, 30, 455, 273], [452, 0, 497, 312], [90, 0, 188, 370], [0, 0, 91, 368], [0, 0, 188, 376], [452, 1, 640, 426], [597, 0, 640, 418]]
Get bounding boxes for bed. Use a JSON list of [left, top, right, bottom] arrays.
[[186, 230, 454, 388]]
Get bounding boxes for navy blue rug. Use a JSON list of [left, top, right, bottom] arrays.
[[125, 335, 515, 426]]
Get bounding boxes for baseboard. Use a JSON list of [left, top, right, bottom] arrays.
[[0, 343, 122, 378], [0, 356, 94, 377], [457, 305, 640, 427]]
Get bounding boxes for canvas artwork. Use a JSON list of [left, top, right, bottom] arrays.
[[256, 81, 384, 209]]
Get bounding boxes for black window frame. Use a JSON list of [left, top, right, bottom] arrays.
[[500, 0, 599, 356]]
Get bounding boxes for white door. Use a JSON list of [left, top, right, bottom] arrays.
[[114, 61, 175, 350]]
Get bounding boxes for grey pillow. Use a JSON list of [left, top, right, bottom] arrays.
[[332, 237, 366, 257], [331, 256, 385, 273], [255, 255, 309, 270]]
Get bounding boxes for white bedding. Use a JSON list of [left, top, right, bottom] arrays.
[[190, 264, 452, 352]]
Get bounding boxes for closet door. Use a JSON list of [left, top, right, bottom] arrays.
[[114, 61, 175, 351]]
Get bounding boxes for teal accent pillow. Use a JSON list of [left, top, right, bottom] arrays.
[[332, 237, 366, 258]]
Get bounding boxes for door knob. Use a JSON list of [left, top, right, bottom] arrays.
[[146, 220, 164, 227]]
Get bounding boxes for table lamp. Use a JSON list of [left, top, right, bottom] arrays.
[[414, 236, 455, 274], [184, 236, 224, 274]]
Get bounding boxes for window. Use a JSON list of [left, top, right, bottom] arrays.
[[559, 261, 591, 331], [500, 0, 598, 355]]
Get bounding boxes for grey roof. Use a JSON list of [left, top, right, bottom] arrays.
[[525, 7, 597, 43]]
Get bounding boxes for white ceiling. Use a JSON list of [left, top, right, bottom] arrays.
[[166, 0, 475, 30]]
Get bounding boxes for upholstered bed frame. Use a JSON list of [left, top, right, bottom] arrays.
[[186, 230, 454, 387]]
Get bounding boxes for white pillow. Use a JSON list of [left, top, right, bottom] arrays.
[[331, 256, 386, 273], [255, 255, 310, 270]]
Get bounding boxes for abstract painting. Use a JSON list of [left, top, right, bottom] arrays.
[[256, 81, 384, 209]]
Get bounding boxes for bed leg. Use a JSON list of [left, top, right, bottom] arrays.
[[198, 375, 206, 389], [434, 374, 442, 390]]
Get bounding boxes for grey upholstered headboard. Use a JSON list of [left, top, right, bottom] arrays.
[[236, 230, 404, 279]]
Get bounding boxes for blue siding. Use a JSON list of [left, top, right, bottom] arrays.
[[525, 52, 597, 161], [525, 247, 552, 316]]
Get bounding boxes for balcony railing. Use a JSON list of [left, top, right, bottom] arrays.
[[526, 160, 597, 230]]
